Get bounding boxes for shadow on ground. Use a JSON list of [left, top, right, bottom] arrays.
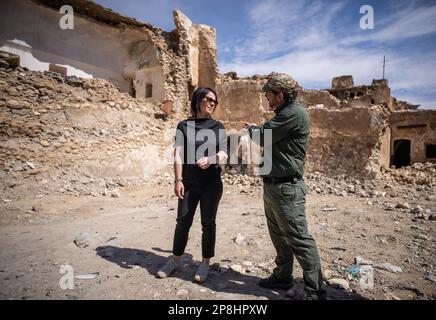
[[95, 245, 366, 300]]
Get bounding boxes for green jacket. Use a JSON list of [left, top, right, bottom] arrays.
[[248, 100, 309, 178]]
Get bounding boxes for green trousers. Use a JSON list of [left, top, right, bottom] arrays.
[[263, 180, 326, 297]]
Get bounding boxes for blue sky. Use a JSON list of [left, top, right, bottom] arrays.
[[95, 0, 436, 109]]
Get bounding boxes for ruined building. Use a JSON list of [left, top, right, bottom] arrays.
[[0, 0, 219, 113], [1, 0, 435, 182], [215, 74, 436, 177]]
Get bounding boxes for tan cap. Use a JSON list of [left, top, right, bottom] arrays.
[[262, 72, 300, 95]]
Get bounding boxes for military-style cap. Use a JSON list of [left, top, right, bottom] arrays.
[[262, 72, 300, 95]]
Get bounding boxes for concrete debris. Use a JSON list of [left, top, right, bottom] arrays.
[[328, 278, 350, 291], [74, 232, 90, 248], [374, 263, 403, 274]]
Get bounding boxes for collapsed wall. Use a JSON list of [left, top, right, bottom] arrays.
[[389, 110, 436, 165], [215, 77, 393, 178], [173, 10, 219, 94], [0, 0, 222, 201], [299, 89, 341, 109], [0, 0, 219, 115], [0, 65, 177, 201], [306, 106, 390, 178], [214, 79, 272, 131]]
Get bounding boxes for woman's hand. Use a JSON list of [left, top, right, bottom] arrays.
[[196, 157, 211, 170], [243, 122, 257, 129], [174, 181, 185, 199]]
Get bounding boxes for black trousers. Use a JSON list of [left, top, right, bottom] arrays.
[[173, 178, 223, 258]]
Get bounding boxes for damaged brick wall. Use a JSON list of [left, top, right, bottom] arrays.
[[173, 10, 219, 94], [214, 78, 393, 178], [306, 106, 391, 177], [299, 89, 341, 109], [389, 110, 436, 165], [0, 0, 220, 114], [0, 66, 178, 200], [214, 79, 272, 130], [328, 78, 392, 109]]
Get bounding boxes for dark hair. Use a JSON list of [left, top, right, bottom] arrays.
[[190, 87, 218, 118], [272, 90, 297, 104]]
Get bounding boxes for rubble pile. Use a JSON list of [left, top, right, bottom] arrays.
[[222, 173, 262, 187], [0, 65, 178, 201], [1, 66, 434, 209], [381, 162, 436, 186]]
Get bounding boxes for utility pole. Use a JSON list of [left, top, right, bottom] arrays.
[[382, 55, 386, 79]]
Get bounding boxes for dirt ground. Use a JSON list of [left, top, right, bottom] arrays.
[[0, 182, 435, 300]]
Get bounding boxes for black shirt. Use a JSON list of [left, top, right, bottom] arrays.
[[175, 118, 227, 181]]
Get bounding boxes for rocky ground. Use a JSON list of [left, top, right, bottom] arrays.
[[0, 173, 434, 300], [0, 66, 180, 201]]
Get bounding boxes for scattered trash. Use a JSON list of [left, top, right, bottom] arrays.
[[374, 262, 402, 274], [322, 207, 338, 212], [234, 233, 248, 246], [426, 272, 436, 283], [328, 278, 350, 291], [346, 264, 361, 278], [355, 256, 374, 265], [74, 232, 90, 248], [330, 247, 347, 251], [75, 273, 98, 280]]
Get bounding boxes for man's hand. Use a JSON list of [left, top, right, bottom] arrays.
[[174, 181, 184, 199], [196, 157, 211, 170], [243, 122, 257, 129]]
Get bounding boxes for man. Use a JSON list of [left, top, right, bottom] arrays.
[[243, 72, 326, 300]]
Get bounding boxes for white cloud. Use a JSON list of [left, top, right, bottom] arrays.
[[221, 45, 381, 87], [342, 2, 436, 45], [234, 0, 346, 60], [221, 0, 436, 108], [393, 93, 436, 109], [387, 53, 436, 91], [95, 0, 183, 30]]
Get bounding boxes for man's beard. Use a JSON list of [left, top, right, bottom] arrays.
[[268, 99, 277, 110]]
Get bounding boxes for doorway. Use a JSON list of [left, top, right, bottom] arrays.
[[392, 139, 411, 168]]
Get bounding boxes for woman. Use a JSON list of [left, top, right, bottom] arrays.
[[157, 87, 228, 283]]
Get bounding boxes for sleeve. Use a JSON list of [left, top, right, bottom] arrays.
[[173, 122, 185, 147], [248, 111, 303, 147]]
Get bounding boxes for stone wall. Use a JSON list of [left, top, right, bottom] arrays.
[[328, 78, 392, 109], [173, 10, 219, 92], [306, 106, 390, 177], [0, 66, 178, 200], [299, 89, 341, 109], [0, 0, 219, 114], [331, 75, 354, 89], [213, 78, 395, 178], [214, 79, 272, 131]]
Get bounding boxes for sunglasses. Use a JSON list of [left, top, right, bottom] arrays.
[[204, 96, 218, 105]]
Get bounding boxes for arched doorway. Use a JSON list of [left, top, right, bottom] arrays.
[[392, 139, 411, 168]]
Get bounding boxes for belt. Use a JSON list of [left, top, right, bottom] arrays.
[[262, 176, 301, 184]]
